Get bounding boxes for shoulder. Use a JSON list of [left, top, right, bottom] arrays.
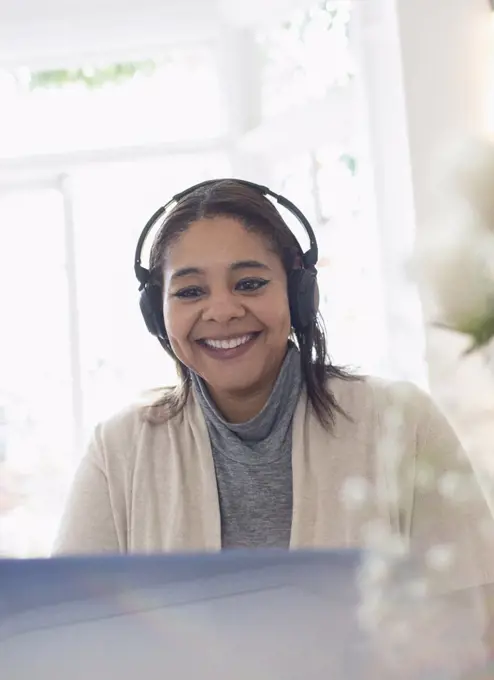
[[328, 373, 435, 423], [89, 387, 194, 468], [325, 374, 458, 453], [330, 377, 472, 495], [93, 402, 144, 449]]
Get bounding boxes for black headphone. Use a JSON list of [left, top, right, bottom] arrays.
[[134, 178, 320, 346]]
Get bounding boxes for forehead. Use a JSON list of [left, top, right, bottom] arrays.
[[166, 216, 277, 268]]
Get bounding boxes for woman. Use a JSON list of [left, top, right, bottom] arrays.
[[54, 179, 494, 598]]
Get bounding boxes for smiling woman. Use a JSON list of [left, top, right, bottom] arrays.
[[54, 180, 494, 633], [143, 179, 350, 427]]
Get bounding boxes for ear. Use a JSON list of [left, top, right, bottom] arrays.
[[288, 267, 319, 331], [139, 283, 167, 339]]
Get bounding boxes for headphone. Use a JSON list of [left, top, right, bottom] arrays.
[[134, 178, 320, 346]]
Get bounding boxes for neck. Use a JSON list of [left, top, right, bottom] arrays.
[[207, 347, 290, 423], [208, 380, 276, 424], [192, 344, 296, 424]]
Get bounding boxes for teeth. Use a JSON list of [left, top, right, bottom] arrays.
[[204, 334, 253, 350]]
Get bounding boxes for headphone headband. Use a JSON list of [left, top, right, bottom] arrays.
[[134, 178, 318, 289]]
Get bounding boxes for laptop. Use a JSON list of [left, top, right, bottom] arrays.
[[0, 549, 489, 679]]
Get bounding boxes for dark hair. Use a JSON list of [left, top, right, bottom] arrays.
[[144, 179, 357, 429]]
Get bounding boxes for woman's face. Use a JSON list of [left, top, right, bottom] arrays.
[[162, 216, 291, 397]]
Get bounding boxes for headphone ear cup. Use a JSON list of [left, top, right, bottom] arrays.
[[288, 268, 319, 331], [139, 284, 167, 340]]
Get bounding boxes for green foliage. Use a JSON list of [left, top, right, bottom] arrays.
[[27, 59, 158, 91], [340, 153, 357, 176], [434, 313, 494, 355]]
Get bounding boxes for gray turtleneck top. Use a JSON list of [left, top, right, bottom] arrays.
[[191, 346, 302, 549]]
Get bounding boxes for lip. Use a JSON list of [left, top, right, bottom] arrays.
[[196, 332, 261, 360]]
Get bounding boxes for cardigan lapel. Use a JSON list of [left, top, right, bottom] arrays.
[[186, 392, 222, 551], [290, 387, 378, 550], [289, 390, 316, 548]]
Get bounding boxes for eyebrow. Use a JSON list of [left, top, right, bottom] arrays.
[[171, 260, 270, 281]]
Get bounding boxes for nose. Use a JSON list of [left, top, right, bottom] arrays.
[[201, 289, 246, 324]]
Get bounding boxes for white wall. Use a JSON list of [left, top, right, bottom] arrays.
[[396, 0, 492, 228]]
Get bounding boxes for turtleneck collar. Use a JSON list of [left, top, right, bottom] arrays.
[[191, 343, 302, 443]]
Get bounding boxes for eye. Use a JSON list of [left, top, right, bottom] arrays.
[[236, 278, 270, 292], [173, 286, 204, 300]]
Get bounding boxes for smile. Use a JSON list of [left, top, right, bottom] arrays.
[[200, 333, 258, 350]]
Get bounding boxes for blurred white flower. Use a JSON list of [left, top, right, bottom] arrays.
[[339, 475, 371, 508], [359, 553, 391, 586], [361, 520, 409, 558], [425, 544, 456, 572], [412, 136, 494, 350], [437, 469, 478, 503], [439, 137, 494, 227], [357, 593, 388, 629], [413, 206, 494, 349]]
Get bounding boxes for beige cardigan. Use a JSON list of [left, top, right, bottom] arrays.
[[54, 376, 494, 596]]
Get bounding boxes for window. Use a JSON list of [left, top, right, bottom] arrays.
[[0, 152, 230, 557], [0, 188, 74, 556], [71, 153, 230, 433], [272, 147, 386, 374], [257, 0, 353, 119], [0, 44, 225, 159], [0, 24, 234, 556], [258, 1, 388, 375]]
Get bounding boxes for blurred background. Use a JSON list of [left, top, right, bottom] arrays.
[[0, 0, 492, 556]]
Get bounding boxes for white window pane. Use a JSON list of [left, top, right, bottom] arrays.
[[0, 45, 225, 158], [258, 0, 354, 119], [71, 153, 230, 435], [259, 0, 387, 377], [272, 148, 387, 376], [0, 188, 74, 557]]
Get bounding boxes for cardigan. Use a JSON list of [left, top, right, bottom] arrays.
[[54, 375, 494, 600]]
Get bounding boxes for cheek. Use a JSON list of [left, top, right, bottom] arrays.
[[258, 287, 291, 334], [163, 301, 195, 347]]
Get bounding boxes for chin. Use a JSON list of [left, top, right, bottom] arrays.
[[210, 377, 258, 395]]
